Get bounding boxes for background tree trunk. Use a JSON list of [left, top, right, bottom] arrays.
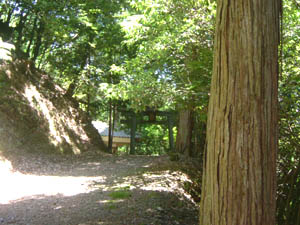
[[176, 109, 193, 156], [199, 1, 280, 225], [108, 100, 113, 153]]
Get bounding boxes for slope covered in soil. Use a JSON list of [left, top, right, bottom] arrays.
[[0, 60, 107, 155]]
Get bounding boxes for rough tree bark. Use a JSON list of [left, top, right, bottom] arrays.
[[199, 1, 280, 225], [175, 109, 193, 156]]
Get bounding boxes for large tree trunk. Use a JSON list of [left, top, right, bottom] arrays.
[[199, 1, 280, 225]]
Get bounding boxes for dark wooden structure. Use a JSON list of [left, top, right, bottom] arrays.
[[120, 109, 176, 154]]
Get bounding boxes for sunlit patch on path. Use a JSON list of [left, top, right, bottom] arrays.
[[0, 158, 106, 204], [0, 157, 106, 204]]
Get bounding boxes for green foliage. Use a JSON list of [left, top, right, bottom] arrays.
[[117, 0, 215, 111], [135, 124, 169, 155], [1, 0, 127, 120]]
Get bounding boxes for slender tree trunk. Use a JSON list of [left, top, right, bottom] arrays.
[[108, 100, 113, 153], [86, 56, 91, 115], [199, 1, 280, 225], [87, 88, 91, 115], [111, 105, 117, 154], [108, 102, 117, 154], [26, 16, 38, 55], [32, 21, 44, 61], [15, 10, 27, 50]]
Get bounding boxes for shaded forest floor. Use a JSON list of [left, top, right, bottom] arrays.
[[0, 150, 199, 225]]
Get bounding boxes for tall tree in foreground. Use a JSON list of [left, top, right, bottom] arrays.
[[199, 1, 280, 225]]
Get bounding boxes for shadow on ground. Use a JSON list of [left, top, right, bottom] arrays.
[[0, 151, 199, 225], [0, 188, 198, 225]]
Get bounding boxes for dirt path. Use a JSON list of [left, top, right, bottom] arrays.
[[0, 151, 198, 225]]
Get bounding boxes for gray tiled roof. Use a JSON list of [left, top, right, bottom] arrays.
[[92, 121, 131, 138]]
